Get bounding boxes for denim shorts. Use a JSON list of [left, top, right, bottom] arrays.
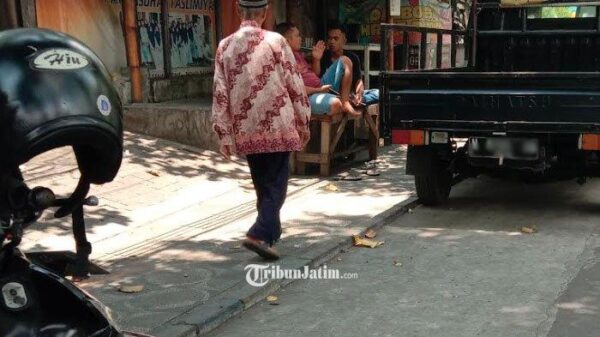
[[309, 59, 343, 115]]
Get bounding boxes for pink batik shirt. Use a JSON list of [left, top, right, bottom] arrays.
[[211, 20, 311, 156]]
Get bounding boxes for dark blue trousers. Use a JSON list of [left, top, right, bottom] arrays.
[[246, 151, 290, 246]]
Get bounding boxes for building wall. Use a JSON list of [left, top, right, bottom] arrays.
[[0, 0, 21, 30], [36, 0, 128, 76], [219, 0, 285, 38], [287, 0, 317, 40]]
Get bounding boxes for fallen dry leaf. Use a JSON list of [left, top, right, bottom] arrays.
[[364, 229, 377, 239], [266, 295, 279, 305], [353, 235, 384, 248], [119, 284, 144, 293], [148, 170, 160, 177], [324, 183, 339, 192], [393, 260, 402, 267], [521, 225, 537, 234]]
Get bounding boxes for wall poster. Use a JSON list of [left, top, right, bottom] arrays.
[[168, 0, 216, 74]]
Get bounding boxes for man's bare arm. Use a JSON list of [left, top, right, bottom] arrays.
[[311, 40, 325, 76]]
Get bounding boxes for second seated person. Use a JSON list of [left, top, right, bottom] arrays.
[[276, 22, 361, 117]]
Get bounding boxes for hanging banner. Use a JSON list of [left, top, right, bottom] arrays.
[[107, 0, 216, 76]]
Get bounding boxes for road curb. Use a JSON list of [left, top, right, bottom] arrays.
[[154, 196, 420, 337]]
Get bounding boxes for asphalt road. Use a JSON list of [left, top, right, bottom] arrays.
[[208, 176, 600, 337]]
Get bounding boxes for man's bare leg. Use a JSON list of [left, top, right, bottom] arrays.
[[328, 98, 343, 116], [339, 56, 361, 117]]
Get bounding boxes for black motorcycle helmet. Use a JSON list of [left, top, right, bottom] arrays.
[[0, 28, 123, 185]]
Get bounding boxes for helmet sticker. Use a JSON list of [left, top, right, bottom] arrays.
[[2, 282, 28, 310], [97, 95, 112, 116], [32, 48, 89, 70]]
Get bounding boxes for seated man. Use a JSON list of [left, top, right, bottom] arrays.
[[276, 22, 360, 117], [317, 23, 379, 107]]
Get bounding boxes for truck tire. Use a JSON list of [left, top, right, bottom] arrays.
[[415, 169, 452, 206]]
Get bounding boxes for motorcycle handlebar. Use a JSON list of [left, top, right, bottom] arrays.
[[29, 187, 56, 211], [16, 186, 98, 216]]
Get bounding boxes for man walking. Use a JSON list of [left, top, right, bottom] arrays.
[[211, 0, 311, 260]]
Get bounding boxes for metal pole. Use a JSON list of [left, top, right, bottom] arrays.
[[450, 0, 457, 67], [471, 0, 478, 68], [161, 0, 171, 78], [379, 25, 390, 144], [381, 27, 388, 72], [437, 32, 443, 69], [420, 32, 427, 69], [596, 6, 600, 31], [387, 0, 395, 71], [451, 34, 457, 67], [403, 31, 409, 70], [123, 0, 143, 103]]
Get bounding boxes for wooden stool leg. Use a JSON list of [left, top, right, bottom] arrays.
[[289, 151, 296, 174], [320, 120, 332, 176], [365, 114, 379, 161], [296, 150, 307, 175], [369, 133, 378, 160]]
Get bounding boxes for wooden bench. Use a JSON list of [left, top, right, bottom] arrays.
[[292, 104, 379, 176]]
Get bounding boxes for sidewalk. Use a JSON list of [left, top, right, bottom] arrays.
[[21, 132, 416, 336]]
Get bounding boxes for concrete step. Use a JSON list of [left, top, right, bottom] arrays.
[[124, 98, 218, 152]]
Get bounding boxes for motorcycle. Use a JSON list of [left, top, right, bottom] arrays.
[[0, 28, 154, 337]]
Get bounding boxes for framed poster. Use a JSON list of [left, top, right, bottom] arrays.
[[168, 0, 215, 75]]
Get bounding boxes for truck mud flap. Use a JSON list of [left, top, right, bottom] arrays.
[[407, 146, 447, 176]]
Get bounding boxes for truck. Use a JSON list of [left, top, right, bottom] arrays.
[[380, 0, 600, 205]]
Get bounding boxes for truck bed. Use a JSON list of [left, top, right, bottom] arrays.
[[383, 71, 600, 134]]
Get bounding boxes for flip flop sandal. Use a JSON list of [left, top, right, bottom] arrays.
[[342, 175, 363, 181], [242, 239, 280, 261], [366, 169, 380, 177]]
